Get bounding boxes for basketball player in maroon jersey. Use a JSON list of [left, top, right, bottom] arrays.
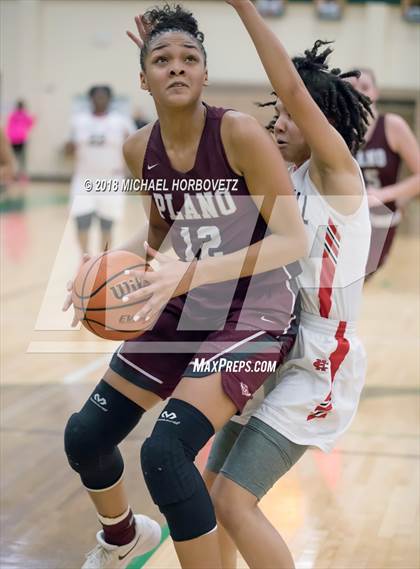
[[350, 69, 420, 276], [62, 4, 306, 568]]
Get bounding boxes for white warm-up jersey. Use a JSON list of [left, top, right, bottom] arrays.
[[238, 160, 371, 452], [71, 111, 135, 179], [292, 159, 371, 319], [70, 111, 136, 220]]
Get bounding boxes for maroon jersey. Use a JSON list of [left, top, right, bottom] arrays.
[[356, 114, 401, 215], [357, 115, 402, 275], [142, 103, 301, 328]]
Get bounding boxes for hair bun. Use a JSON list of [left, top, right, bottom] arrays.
[[145, 3, 205, 43]]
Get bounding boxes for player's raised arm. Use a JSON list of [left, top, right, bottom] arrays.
[[226, 1, 369, 180], [376, 114, 420, 204]]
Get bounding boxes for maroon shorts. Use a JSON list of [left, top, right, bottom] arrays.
[[109, 295, 297, 413]]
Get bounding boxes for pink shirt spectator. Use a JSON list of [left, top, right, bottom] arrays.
[[6, 110, 35, 145]]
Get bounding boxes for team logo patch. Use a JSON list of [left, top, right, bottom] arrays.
[[240, 382, 251, 398], [313, 359, 330, 372], [90, 392, 108, 411], [158, 410, 180, 425]]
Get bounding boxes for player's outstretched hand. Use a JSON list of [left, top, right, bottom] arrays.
[[62, 254, 91, 327], [126, 14, 151, 49], [122, 242, 196, 324], [366, 187, 385, 208]]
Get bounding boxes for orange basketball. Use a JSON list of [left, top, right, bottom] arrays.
[[72, 251, 154, 340]]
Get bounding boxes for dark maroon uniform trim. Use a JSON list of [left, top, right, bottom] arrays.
[[357, 115, 401, 208], [110, 291, 298, 413], [357, 114, 402, 275]]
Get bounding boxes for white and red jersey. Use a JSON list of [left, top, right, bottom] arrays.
[[291, 159, 371, 321], [236, 160, 371, 452]]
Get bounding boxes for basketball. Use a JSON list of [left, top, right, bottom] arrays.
[[72, 250, 153, 340]]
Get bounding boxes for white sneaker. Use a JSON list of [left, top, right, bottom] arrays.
[[81, 514, 161, 569]]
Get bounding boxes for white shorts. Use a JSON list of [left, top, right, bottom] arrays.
[[70, 176, 125, 221], [236, 311, 366, 453]]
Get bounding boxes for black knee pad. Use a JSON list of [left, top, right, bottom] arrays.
[[64, 380, 144, 490], [141, 399, 216, 541]]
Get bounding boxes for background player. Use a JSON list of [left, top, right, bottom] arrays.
[[63, 4, 306, 568], [5, 100, 35, 182], [350, 69, 420, 276], [201, 2, 372, 567], [66, 85, 136, 256]]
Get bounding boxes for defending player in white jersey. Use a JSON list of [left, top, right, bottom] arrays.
[[66, 85, 136, 255], [203, 2, 372, 568]]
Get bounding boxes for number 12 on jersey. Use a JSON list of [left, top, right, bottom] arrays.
[[180, 226, 223, 261]]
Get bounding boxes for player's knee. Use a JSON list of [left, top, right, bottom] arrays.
[[141, 434, 198, 506], [211, 478, 256, 532], [64, 412, 103, 470], [64, 411, 124, 489], [141, 399, 215, 506], [141, 400, 217, 541], [65, 380, 145, 485]]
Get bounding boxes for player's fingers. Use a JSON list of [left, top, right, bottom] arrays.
[[122, 284, 155, 303], [126, 30, 143, 49], [137, 14, 151, 39], [71, 312, 81, 327], [133, 302, 155, 323], [124, 268, 156, 286], [123, 268, 148, 279], [134, 15, 146, 42], [62, 293, 73, 312]]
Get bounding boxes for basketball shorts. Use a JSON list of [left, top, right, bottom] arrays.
[[70, 176, 125, 221], [206, 417, 307, 500], [243, 311, 366, 452], [109, 295, 296, 413]]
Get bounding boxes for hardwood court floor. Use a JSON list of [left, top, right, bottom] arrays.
[[1, 183, 419, 569]]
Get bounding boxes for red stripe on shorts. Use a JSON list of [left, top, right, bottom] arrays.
[[307, 320, 350, 421]]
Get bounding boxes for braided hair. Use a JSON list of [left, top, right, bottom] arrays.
[[261, 40, 372, 154], [140, 4, 207, 71]]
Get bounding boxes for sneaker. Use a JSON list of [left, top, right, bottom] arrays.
[[81, 514, 161, 569]]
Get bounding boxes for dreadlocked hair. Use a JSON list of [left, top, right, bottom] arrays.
[[140, 3, 206, 70], [259, 40, 373, 154]]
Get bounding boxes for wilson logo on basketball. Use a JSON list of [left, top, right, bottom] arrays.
[[313, 359, 329, 372], [110, 276, 143, 300]]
